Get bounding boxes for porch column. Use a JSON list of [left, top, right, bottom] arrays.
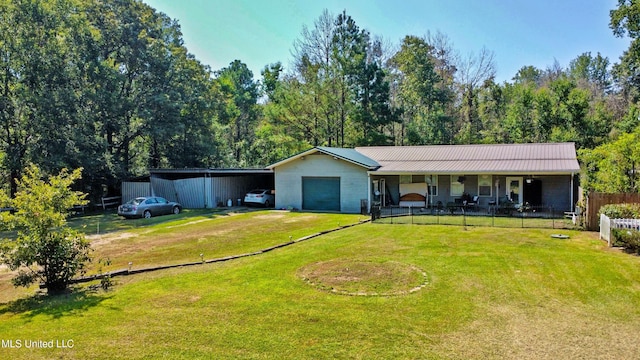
[[367, 172, 372, 213], [570, 172, 574, 212]]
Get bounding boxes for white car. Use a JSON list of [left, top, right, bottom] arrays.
[[244, 189, 275, 207]]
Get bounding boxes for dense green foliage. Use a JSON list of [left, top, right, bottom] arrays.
[[0, 165, 90, 294], [599, 203, 640, 219], [1, 1, 639, 197], [612, 228, 640, 253], [599, 203, 640, 252], [580, 128, 640, 193]]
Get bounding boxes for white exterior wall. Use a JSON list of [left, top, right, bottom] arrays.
[[274, 153, 369, 213]]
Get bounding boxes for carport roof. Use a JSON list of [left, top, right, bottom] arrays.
[[150, 168, 273, 176]]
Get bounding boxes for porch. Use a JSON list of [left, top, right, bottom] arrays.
[[371, 203, 576, 229], [369, 173, 577, 214]]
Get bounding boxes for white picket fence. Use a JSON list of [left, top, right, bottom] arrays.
[[599, 214, 640, 246]]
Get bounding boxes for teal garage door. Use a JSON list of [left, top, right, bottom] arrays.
[[302, 177, 340, 211]]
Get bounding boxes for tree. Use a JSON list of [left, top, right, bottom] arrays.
[[478, 79, 509, 143], [331, 10, 369, 146], [352, 61, 400, 145], [504, 82, 536, 142], [390, 35, 453, 145], [291, 9, 337, 146], [0, 0, 219, 200], [456, 46, 496, 143], [0, 165, 91, 294], [611, 0, 640, 101], [214, 60, 260, 166], [568, 52, 611, 96], [0, 0, 88, 197], [513, 65, 542, 85], [579, 128, 640, 193]]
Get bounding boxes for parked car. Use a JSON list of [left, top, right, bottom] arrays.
[[244, 189, 275, 207], [117, 196, 182, 219]]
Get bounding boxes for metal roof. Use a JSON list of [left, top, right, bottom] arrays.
[[267, 146, 380, 170], [150, 168, 273, 175], [355, 142, 580, 174], [315, 146, 380, 169]]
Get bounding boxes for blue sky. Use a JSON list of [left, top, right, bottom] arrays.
[[143, 0, 630, 83]]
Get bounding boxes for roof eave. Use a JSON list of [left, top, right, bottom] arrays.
[[267, 147, 379, 170], [368, 170, 580, 175], [266, 148, 319, 169]]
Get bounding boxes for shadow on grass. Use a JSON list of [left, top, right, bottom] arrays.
[[0, 287, 113, 321], [68, 208, 235, 236]]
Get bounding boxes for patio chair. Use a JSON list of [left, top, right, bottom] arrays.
[[467, 195, 479, 211]]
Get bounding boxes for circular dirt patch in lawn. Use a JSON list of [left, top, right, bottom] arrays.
[[298, 259, 428, 296]]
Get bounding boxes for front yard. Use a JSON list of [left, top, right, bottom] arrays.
[[1, 210, 639, 359]]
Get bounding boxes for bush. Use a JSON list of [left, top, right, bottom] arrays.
[[612, 229, 640, 254], [0, 165, 91, 295], [599, 203, 640, 219], [600, 204, 640, 253]]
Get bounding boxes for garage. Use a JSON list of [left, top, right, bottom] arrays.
[[302, 177, 340, 211]]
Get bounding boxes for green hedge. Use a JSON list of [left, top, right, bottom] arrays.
[[600, 203, 640, 253], [612, 228, 640, 254], [599, 203, 640, 219]]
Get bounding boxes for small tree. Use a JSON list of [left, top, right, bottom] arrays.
[[0, 165, 91, 294]]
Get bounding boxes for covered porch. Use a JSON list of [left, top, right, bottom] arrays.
[[369, 173, 577, 214]]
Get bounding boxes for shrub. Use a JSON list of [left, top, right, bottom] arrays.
[[599, 203, 640, 219], [612, 228, 640, 254], [0, 165, 91, 295], [600, 204, 640, 253]]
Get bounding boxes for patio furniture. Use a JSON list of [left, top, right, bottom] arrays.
[[399, 193, 427, 208], [497, 196, 515, 215]]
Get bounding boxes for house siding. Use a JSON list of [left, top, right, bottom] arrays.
[[537, 175, 574, 211], [274, 153, 369, 213]]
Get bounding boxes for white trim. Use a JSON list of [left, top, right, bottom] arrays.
[[506, 177, 524, 203], [268, 148, 378, 170], [267, 148, 322, 169], [570, 172, 574, 212], [367, 173, 371, 213], [478, 174, 492, 197]]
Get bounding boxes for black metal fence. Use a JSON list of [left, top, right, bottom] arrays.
[[371, 204, 578, 229]]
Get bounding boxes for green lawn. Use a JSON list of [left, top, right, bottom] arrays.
[[1, 211, 640, 359]]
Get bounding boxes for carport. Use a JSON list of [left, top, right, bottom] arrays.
[[122, 168, 274, 209]]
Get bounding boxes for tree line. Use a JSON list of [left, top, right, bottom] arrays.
[[1, 0, 639, 200]]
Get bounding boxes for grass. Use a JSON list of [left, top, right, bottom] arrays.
[[1, 211, 640, 359], [0, 209, 364, 303]]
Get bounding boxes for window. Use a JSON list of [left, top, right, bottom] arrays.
[[400, 175, 426, 184], [478, 175, 492, 197], [450, 175, 464, 196]]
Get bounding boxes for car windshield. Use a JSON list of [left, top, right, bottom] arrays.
[[127, 198, 146, 205]]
